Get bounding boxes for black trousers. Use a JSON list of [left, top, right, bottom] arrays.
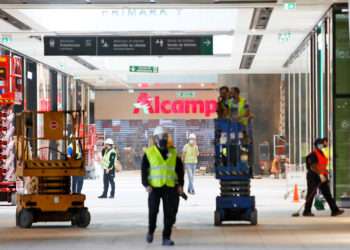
[[304, 171, 339, 213], [72, 176, 84, 194], [102, 170, 115, 197], [148, 186, 178, 240]]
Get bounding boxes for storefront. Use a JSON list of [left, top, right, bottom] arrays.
[[283, 3, 350, 201], [95, 90, 217, 170], [0, 43, 92, 165]]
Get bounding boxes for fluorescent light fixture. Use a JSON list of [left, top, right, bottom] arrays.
[[213, 35, 233, 55]]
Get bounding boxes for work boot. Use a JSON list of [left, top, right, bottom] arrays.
[[98, 195, 107, 199], [302, 212, 315, 217], [331, 209, 344, 217], [146, 233, 153, 243], [109, 195, 114, 199], [162, 239, 175, 246]]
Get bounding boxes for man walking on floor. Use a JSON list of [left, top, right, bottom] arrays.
[[182, 133, 199, 194], [141, 126, 184, 246], [303, 138, 344, 217]]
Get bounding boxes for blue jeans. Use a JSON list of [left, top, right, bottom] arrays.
[[72, 176, 84, 194], [185, 163, 197, 193]]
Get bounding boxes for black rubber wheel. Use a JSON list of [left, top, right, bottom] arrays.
[[71, 214, 78, 227], [250, 209, 258, 226], [214, 210, 222, 226], [10, 192, 16, 206], [77, 208, 91, 228], [18, 209, 33, 228]]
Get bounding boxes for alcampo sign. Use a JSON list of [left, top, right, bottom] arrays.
[[133, 93, 217, 117]]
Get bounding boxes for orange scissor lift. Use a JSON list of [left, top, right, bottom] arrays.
[[15, 110, 91, 228]]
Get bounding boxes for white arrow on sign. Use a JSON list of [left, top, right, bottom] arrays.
[[156, 39, 164, 47], [203, 39, 211, 46]]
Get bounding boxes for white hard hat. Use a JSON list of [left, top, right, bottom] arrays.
[[105, 138, 114, 145], [153, 126, 167, 136], [189, 133, 196, 139]]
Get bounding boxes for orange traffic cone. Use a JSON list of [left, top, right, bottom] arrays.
[[293, 184, 300, 203]]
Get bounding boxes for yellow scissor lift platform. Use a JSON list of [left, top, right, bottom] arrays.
[[15, 111, 91, 228]]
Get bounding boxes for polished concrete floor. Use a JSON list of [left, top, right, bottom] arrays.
[[1, 171, 350, 250]]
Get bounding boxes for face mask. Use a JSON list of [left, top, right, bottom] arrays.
[[189, 139, 195, 144], [317, 144, 323, 150], [157, 138, 168, 149]]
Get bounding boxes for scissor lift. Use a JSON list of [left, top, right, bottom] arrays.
[[214, 119, 257, 226], [15, 111, 91, 228]]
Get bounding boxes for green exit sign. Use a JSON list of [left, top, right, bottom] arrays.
[[129, 65, 159, 73], [176, 91, 196, 98], [1, 35, 12, 44], [284, 2, 297, 10]]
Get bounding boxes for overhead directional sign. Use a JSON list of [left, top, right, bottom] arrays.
[[152, 36, 213, 55], [129, 65, 159, 73], [44, 36, 96, 56], [98, 36, 150, 56], [44, 35, 213, 56]]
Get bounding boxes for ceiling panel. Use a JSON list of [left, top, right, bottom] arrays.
[[0, 0, 334, 88]]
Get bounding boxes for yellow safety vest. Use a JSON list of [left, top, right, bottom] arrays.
[[102, 148, 116, 170], [238, 97, 248, 126], [145, 145, 177, 188], [183, 144, 198, 164], [322, 147, 331, 170]]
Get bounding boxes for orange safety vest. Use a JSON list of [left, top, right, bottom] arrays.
[[314, 149, 328, 175]]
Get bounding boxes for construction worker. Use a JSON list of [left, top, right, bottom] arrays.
[[141, 126, 184, 246], [216, 86, 232, 119], [303, 138, 344, 217], [98, 138, 116, 199], [182, 133, 199, 194], [67, 136, 83, 194], [230, 87, 252, 129]]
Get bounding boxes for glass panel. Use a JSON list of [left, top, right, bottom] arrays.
[[335, 99, 350, 198], [335, 13, 350, 94], [334, 10, 350, 199]]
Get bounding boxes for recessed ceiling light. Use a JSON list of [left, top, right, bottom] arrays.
[[201, 83, 205, 87], [128, 89, 135, 93], [178, 84, 182, 89]]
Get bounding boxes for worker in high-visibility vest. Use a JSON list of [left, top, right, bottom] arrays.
[[98, 138, 116, 199], [67, 136, 83, 194], [141, 126, 184, 246], [182, 133, 199, 195], [216, 86, 232, 119], [303, 138, 343, 217], [230, 87, 253, 130]]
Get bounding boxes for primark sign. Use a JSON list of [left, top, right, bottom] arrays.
[[101, 9, 182, 17]]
